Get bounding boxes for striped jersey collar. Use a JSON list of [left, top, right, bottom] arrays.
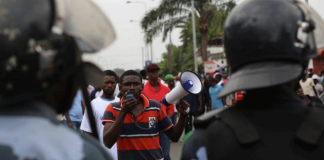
[[120, 93, 150, 108]]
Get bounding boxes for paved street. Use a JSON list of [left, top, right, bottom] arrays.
[[171, 141, 183, 160]]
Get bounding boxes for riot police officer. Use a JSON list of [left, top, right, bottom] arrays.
[[182, 0, 324, 159], [0, 0, 116, 159]]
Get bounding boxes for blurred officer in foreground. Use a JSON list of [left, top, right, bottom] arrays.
[[182, 0, 324, 159], [0, 0, 116, 159]]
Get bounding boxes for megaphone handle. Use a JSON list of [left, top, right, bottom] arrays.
[[176, 98, 190, 114]]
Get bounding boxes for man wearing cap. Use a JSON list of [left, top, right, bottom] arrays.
[[181, 0, 324, 159], [143, 64, 174, 160], [165, 74, 176, 89]]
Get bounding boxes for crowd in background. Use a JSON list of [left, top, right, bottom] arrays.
[[60, 63, 324, 160], [58, 64, 240, 159]]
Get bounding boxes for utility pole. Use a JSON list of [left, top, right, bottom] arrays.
[[191, 0, 198, 73], [142, 47, 144, 68], [151, 42, 153, 62], [146, 44, 149, 62]]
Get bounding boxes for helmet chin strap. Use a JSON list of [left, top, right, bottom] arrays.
[[77, 63, 99, 140]]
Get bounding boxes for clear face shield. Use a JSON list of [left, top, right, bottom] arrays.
[[54, 0, 116, 53], [309, 5, 324, 50], [294, 0, 324, 52], [294, 0, 324, 80], [52, 0, 116, 139], [49, 0, 116, 88]]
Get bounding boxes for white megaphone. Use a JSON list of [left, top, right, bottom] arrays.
[[162, 71, 202, 113]]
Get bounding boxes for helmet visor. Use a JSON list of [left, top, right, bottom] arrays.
[[82, 62, 104, 88], [295, 0, 324, 50], [55, 0, 116, 53], [310, 7, 324, 50]]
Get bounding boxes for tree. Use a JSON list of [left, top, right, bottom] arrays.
[[158, 44, 194, 76], [141, 0, 236, 62]]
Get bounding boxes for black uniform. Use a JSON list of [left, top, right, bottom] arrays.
[[0, 101, 113, 160], [182, 87, 324, 160], [181, 0, 324, 159], [0, 0, 116, 159]]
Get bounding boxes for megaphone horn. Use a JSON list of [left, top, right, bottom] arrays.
[[162, 71, 202, 107]]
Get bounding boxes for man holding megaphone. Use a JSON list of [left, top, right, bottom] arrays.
[[103, 70, 190, 160], [142, 64, 203, 160]]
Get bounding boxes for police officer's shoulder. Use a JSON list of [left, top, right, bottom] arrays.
[[80, 134, 113, 160], [296, 102, 324, 146], [194, 107, 229, 129], [195, 106, 261, 145]]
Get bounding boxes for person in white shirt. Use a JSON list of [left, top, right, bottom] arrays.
[[95, 84, 120, 98], [299, 76, 317, 97], [81, 70, 120, 160]]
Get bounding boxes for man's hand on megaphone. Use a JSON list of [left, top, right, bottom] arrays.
[[176, 99, 190, 115]]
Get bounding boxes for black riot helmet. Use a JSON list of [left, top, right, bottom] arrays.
[[218, 0, 324, 97], [0, 0, 116, 140], [0, 0, 115, 102]]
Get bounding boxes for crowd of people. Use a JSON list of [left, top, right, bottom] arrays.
[[61, 64, 191, 160], [60, 62, 246, 159], [2, 0, 324, 160], [61, 60, 282, 159], [61, 64, 324, 160]]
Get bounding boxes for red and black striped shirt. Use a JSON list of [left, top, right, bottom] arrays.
[[103, 93, 173, 160]]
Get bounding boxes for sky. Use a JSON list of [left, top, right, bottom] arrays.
[[82, 0, 324, 71]]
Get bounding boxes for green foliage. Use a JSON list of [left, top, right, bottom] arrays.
[[143, 0, 236, 77], [158, 44, 195, 77]]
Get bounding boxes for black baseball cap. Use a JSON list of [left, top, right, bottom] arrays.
[[147, 63, 160, 72]]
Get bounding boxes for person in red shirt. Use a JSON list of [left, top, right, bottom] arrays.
[[142, 63, 174, 160]]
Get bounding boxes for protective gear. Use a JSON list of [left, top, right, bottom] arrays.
[[182, 1, 324, 160], [219, 0, 324, 97], [182, 87, 324, 160], [0, 0, 116, 140], [0, 0, 115, 105]]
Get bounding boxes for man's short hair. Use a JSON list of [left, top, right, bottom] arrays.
[[103, 70, 118, 82], [120, 70, 143, 84], [208, 76, 216, 83]]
